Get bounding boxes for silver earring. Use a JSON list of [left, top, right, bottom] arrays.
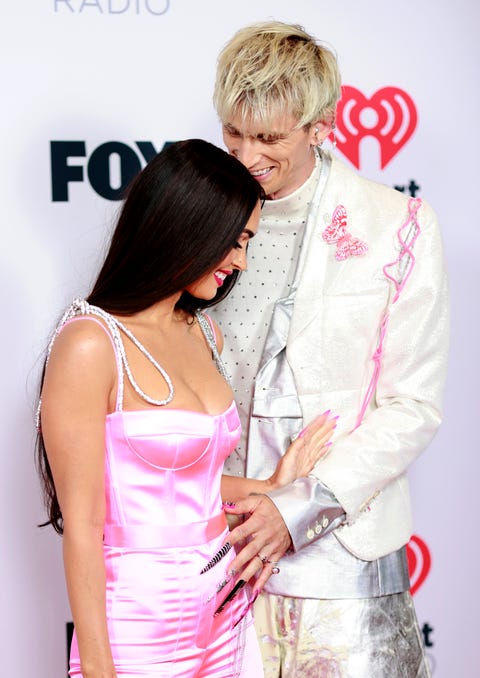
[[314, 128, 324, 148], [313, 127, 323, 148], [331, 124, 337, 150]]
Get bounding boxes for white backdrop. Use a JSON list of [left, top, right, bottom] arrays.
[[1, 1, 479, 676]]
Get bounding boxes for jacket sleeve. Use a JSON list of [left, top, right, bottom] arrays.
[[268, 478, 345, 551], [268, 199, 449, 551]]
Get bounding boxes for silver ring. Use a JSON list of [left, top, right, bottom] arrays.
[[271, 566, 280, 575], [257, 554, 268, 564]]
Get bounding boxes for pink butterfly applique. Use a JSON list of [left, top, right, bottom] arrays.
[[322, 205, 368, 261]]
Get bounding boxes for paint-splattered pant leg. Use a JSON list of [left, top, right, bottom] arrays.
[[253, 591, 431, 678]]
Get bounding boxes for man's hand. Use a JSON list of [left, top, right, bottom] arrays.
[[223, 494, 291, 592]]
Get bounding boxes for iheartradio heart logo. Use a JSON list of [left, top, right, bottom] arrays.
[[333, 85, 418, 169], [406, 534, 431, 596]]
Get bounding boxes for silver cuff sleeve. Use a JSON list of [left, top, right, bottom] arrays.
[[267, 476, 346, 552]]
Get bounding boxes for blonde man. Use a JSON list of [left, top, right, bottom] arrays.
[[211, 21, 448, 678]]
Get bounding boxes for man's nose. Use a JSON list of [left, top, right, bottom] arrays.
[[234, 138, 261, 169]]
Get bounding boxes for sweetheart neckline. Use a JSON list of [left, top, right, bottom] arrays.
[[106, 399, 237, 420]]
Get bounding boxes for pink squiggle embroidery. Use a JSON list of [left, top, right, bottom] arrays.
[[354, 314, 390, 430], [382, 197, 422, 303], [322, 205, 368, 261], [354, 197, 422, 429]]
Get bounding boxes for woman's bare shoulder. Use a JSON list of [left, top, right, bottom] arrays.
[[46, 315, 116, 373]]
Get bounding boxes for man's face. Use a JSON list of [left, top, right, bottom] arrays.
[[222, 111, 319, 200]]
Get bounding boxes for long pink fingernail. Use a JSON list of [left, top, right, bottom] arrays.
[[247, 590, 259, 609], [200, 542, 232, 574], [233, 590, 259, 627]]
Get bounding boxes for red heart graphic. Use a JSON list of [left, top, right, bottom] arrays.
[[333, 85, 418, 169], [406, 534, 431, 596]]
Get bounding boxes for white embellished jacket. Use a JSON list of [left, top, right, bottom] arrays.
[[264, 154, 449, 561]]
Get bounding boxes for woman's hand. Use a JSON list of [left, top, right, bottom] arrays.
[[221, 411, 337, 510], [267, 412, 337, 490], [222, 494, 291, 595], [219, 412, 337, 594]]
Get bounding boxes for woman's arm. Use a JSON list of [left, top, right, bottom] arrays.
[[221, 412, 336, 502], [40, 321, 117, 678]]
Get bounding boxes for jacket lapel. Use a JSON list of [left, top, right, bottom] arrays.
[[288, 152, 343, 346]]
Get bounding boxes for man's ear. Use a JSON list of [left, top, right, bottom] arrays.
[[308, 120, 333, 146]]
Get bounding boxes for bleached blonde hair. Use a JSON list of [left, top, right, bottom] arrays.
[[213, 21, 342, 129]]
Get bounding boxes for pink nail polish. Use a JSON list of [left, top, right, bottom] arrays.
[[247, 590, 259, 609], [232, 590, 260, 628]]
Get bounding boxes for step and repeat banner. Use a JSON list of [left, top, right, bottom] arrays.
[[1, 1, 478, 676]]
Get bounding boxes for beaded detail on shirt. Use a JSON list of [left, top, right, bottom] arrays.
[[214, 152, 322, 476]]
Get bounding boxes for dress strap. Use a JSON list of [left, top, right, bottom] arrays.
[[36, 299, 175, 429], [195, 311, 230, 382], [36, 299, 126, 425], [63, 316, 125, 411], [203, 312, 217, 344]]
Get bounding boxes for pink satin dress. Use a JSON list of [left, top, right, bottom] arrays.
[[61, 311, 263, 677]]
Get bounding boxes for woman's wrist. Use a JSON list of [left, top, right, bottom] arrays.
[[264, 475, 279, 492]]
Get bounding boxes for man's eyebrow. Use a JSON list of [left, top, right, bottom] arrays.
[[255, 132, 285, 140], [224, 123, 285, 141]]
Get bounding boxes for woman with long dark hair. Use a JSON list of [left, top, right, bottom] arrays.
[[36, 139, 334, 678]]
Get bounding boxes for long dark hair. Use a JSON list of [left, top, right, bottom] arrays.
[[88, 138, 263, 314], [37, 139, 264, 534]]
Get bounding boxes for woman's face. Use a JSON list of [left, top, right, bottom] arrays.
[[185, 201, 260, 300], [222, 111, 329, 199]]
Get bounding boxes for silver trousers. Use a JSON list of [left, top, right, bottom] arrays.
[[254, 590, 431, 678]]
